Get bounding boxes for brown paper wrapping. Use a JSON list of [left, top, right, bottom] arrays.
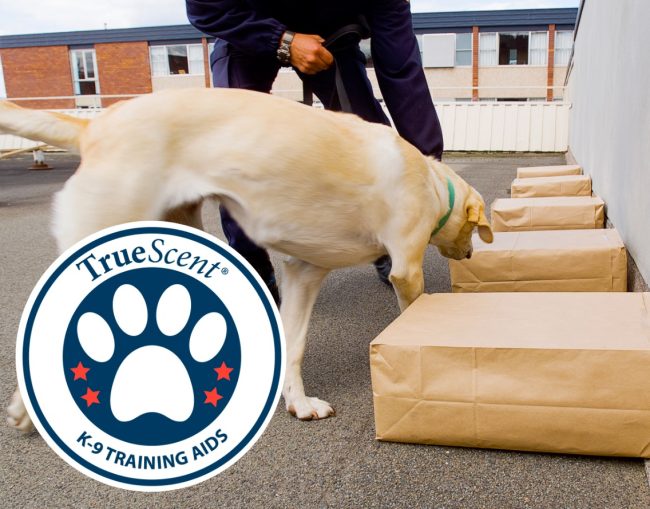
[[516, 164, 582, 178], [511, 175, 592, 198], [449, 229, 626, 292], [491, 196, 605, 232], [370, 293, 650, 457]]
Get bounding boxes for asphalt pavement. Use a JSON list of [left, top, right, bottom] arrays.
[[1, 152, 649, 508]]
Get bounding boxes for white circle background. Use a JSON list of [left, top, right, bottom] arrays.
[[16, 222, 285, 492]]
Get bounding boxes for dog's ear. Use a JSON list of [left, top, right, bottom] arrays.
[[466, 195, 493, 244]]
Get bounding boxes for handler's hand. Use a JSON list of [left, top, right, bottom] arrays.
[[290, 33, 334, 74]]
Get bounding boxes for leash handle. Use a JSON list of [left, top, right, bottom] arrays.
[[322, 20, 370, 113]]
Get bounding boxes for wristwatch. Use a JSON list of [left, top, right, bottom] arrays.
[[277, 30, 295, 66]]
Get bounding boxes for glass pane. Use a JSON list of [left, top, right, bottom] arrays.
[[85, 51, 95, 79], [456, 33, 472, 51], [499, 33, 529, 65], [74, 52, 85, 80], [479, 33, 497, 66], [455, 49, 471, 66], [79, 81, 96, 95], [167, 45, 189, 75], [188, 44, 204, 74]]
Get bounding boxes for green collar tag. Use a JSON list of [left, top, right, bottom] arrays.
[[431, 177, 455, 237]]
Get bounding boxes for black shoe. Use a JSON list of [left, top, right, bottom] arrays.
[[373, 255, 392, 286], [265, 273, 281, 307]]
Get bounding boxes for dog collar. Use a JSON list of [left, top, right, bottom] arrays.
[[431, 177, 455, 237]]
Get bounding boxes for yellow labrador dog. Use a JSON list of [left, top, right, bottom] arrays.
[[1, 88, 492, 428]]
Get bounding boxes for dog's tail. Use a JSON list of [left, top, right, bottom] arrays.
[[0, 101, 89, 153]]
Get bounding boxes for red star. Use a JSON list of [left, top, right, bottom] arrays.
[[81, 388, 100, 407], [70, 361, 90, 381], [214, 361, 234, 381], [204, 388, 223, 407]]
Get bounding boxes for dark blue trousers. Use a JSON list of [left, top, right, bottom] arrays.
[[212, 42, 396, 282]]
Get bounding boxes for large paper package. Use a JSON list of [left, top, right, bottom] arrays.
[[448, 229, 626, 292], [491, 196, 605, 232], [370, 292, 650, 457], [516, 164, 582, 178], [511, 175, 592, 198]]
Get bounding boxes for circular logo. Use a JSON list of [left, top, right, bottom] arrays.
[[16, 222, 285, 491]]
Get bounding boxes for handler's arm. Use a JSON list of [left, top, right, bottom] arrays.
[[186, 0, 287, 57], [366, 0, 443, 159], [186, 0, 333, 73]]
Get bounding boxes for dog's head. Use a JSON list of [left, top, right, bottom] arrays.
[[427, 160, 493, 260]]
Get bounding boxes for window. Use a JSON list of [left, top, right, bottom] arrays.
[[150, 44, 204, 76], [555, 31, 573, 66], [421, 34, 456, 67], [455, 33, 472, 66], [480, 32, 548, 66], [70, 49, 99, 95], [529, 32, 548, 66], [499, 32, 529, 65], [479, 33, 497, 66], [0, 55, 6, 99]]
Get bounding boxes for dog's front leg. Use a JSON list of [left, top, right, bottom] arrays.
[[388, 254, 425, 313], [280, 258, 333, 420]]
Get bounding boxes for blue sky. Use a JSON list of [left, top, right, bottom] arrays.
[[0, 0, 579, 36]]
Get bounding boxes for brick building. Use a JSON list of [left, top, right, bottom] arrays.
[[0, 8, 576, 109]]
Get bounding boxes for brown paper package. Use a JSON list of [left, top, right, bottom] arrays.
[[370, 293, 650, 457], [517, 164, 582, 178], [491, 196, 605, 232], [511, 175, 592, 198], [448, 229, 626, 292]]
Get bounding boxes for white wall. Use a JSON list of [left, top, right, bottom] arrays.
[[567, 0, 650, 283], [0, 55, 6, 99]]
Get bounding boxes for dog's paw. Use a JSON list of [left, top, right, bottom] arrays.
[[6, 388, 34, 433], [286, 396, 335, 421]]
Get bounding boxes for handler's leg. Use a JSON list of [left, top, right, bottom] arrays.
[[298, 49, 394, 285], [212, 41, 281, 303]]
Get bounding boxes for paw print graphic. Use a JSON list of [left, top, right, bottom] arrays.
[[63, 268, 241, 446]]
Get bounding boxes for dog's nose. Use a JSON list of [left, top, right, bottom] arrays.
[[466, 251, 472, 259]]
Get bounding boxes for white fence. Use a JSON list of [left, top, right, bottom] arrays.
[[0, 101, 569, 153], [436, 101, 569, 152]]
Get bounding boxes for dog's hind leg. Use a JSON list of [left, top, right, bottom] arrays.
[[280, 258, 333, 420], [7, 388, 34, 432]]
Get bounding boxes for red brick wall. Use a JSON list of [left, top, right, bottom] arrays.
[[0, 46, 75, 109], [95, 42, 152, 107], [472, 26, 479, 101], [547, 24, 556, 101]]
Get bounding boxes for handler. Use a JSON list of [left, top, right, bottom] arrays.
[[186, 0, 444, 301]]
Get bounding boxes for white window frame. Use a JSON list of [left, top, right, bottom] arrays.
[[149, 44, 205, 77], [455, 33, 472, 67], [554, 30, 573, 67], [70, 49, 100, 95], [0, 55, 6, 99]]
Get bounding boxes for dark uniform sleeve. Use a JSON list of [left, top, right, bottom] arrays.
[[186, 0, 287, 57], [366, 0, 444, 159]]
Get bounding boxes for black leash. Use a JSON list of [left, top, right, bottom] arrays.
[[321, 20, 370, 113]]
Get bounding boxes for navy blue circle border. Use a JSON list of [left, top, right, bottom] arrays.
[[21, 225, 283, 488]]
